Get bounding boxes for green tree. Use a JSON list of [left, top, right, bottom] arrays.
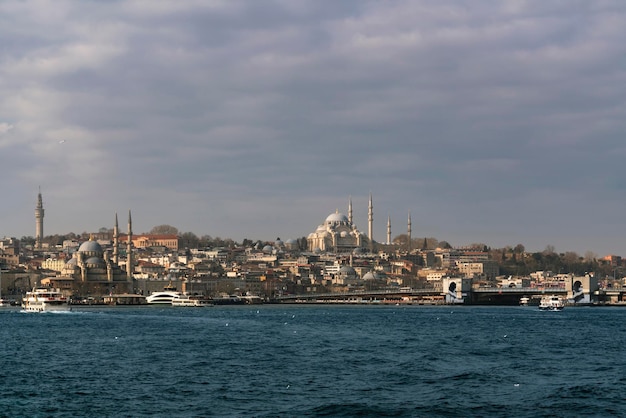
[[179, 232, 199, 249], [150, 225, 179, 235]]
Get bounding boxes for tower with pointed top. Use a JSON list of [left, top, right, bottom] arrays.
[[387, 215, 391, 245], [348, 196, 353, 225], [35, 188, 45, 250], [113, 213, 119, 264], [126, 210, 133, 283], [368, 193, 373, 253], [407, 210, 412, 253]]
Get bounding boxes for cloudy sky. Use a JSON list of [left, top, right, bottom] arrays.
[[1, 0, 625, 256]]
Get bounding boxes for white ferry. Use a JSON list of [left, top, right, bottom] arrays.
[[146, 291, 181, 304], [539, 295, 565, 311], [22, 288, 71, 313], [171, 295, 213, 307]]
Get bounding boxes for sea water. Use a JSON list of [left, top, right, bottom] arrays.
[[1, 305, 625, 417]]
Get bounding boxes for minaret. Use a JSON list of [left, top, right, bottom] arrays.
[[126, 210, 133, 283], [348, 196, 353, 225], [386, 215, 391, 245], [113, 213, 119, 264], [35, 188, 44, 250], [368, 193, 373, 253], [407, 210, 412, 253]]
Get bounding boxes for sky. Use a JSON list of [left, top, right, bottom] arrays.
[[1, 0, 626, 256]]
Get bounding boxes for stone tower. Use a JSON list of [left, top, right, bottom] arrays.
[[126, 210, 133, 282], [368, 193, 373, 253], [113, 213, 119, 264], [407, 210, 412, 253], [35, 188, 44, 250], [348, 196, 353, 225]]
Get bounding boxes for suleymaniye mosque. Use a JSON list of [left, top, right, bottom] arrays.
[[307, 196, 372, 253]]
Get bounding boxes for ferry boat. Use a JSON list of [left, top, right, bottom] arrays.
[[539, 295, 565, 311], [170, 295, 212, 307], [146, 291, 181, 304], [22, 288, 71, 313]]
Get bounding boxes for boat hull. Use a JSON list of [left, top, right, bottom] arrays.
[[22, 301, 71, 313], [538, 296, 565, 311], [21, 288, 71, 313], [171, 299, 213, 307]]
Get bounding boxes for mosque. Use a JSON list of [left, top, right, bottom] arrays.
[[37, 190, 135, 295], [307, 195, 413, 254], [307, 196, 371, 253]]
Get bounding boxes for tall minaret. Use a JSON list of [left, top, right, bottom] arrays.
[[126, 210, 133, 282], [407, 210, 412, 253], [368, 193, 373, 253], [348, 196, 353, 225], [113, 213, 119, 264], [35, 188, 44, 250], [386, 215, 391, 245]]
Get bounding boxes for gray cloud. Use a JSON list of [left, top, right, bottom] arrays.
[[1, 0, 625, 255]]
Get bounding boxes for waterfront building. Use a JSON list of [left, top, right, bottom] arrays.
[[0, 238, 20, 268], [41, 258, 67, 272], [457, 261, 499, 280]]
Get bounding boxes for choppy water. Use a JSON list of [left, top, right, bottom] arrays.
[[1, 305, 625, 417]]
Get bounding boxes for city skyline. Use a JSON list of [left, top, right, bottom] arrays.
[[1, 1, 626, 256]]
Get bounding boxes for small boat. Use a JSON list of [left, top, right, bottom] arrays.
[[146, 291, 181, 304], [519, 296, 530, 306], [22, 288, 71, 313], [171, 295, 213, 307], [539, 295, 565, 311]]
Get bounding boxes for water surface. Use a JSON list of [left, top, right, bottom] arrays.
[[1, 305, 624, 417]]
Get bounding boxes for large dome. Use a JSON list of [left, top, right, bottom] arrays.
[[325, 211, 349, 223], [78, 240, 103, 254]]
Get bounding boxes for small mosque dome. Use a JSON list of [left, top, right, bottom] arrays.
[[339, 265, 356, 276], [362, 271, 379, 281], [85, 256, 105, 267], [262, 245, 274, 254], [285, 238, 297, 245]]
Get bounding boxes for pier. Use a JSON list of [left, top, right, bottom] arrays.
[[275, 286, 609, 305]]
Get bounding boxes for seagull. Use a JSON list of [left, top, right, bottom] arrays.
[[59, 140, 66, 144]]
